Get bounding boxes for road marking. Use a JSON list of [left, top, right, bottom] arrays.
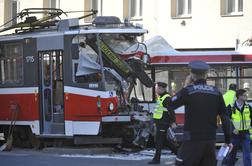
[[0, 152, 30, 157], [59, 150, 176, 161], [165, 161, 176, 165]]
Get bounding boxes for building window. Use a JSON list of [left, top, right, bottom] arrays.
[[221, 0, 243, 16], [49, 0, 60, 8], [177, 0, 191, 17], [171, 0, 191, 18], [226, 0, 243, 14], [0, 43, 23, 85], [89, 0, 103, 16], [84, 0, 102, 22], [129, 0, 143, 18], [11, 0, 19, 25]]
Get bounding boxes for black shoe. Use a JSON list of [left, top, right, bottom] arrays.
[[148, 160, 160, 164]]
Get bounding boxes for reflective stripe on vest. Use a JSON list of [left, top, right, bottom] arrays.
[[153, 94, 170, 120], [250, 128, 252, 140], [223, 90, 236, 107], [231, 105, 251, 131]]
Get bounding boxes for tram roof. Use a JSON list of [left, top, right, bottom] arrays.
[[150, 50, 252, 65], [143, 35, 252, 65], [0, 27, 147, 42]]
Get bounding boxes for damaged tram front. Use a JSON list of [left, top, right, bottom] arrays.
[[0, 9, 154, 148]]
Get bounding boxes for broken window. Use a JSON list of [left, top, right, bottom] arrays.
[[72, 35, 102, 84]]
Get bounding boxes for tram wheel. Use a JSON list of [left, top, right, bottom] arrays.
[[13, 126, 43, 149], [27, 128, 43, 149], [13, 126, 32, 148], [121, 127, 136, 147]]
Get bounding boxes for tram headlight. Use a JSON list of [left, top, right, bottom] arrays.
[[108, 103, 114, 111]]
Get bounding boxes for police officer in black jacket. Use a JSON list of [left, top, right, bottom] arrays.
[[167, 60, 233, 166], [148, 82, 178, 164]]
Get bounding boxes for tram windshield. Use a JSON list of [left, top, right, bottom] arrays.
[[71, 34, 147, 106], [100, 34, 145, 54]]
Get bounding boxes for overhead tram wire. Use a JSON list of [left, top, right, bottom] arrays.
[[0, 8, 97, 33]]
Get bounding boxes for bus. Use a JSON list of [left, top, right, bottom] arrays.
[[132, 36, 252, 141]]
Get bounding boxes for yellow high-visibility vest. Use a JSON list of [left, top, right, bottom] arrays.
[[153, 94, 170, 120], [231, 104, 251, 131], [223, 90, 236, 107]]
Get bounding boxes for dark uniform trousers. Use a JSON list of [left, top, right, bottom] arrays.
[[153, 121, 178, 161], [175, 140, 216, 166]]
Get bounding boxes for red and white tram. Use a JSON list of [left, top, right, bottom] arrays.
[[0, 9, 153, 148]]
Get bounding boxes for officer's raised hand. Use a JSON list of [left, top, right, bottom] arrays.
[[183, 74, 194, 87]]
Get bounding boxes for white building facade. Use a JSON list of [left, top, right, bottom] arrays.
[[0, 0, 252, 50]]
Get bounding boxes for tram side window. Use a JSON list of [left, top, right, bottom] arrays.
[[207, 66, 236, 94], [155, 67, 189, 95], [240, 68, 252, 99], [207, 66, 252, 100], [72, 44, 101, 83], [0, 43, 23, 85]]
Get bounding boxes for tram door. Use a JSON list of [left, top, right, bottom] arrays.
[[39, 50, 65, 134]]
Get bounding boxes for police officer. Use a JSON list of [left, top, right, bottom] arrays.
[[227, 89, 252, 166], [148, 82, 178, 164], [223, 84, 237, 108], [166, 60, 232, 166]]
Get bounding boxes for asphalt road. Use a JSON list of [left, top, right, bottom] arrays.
[[0, 148, 176, 166], [0, 147, 247, 166]]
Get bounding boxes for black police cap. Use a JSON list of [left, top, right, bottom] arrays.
[[188, 60, 209, 74], [157, 82, 167, 88], [229, 84, 237, 90]]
